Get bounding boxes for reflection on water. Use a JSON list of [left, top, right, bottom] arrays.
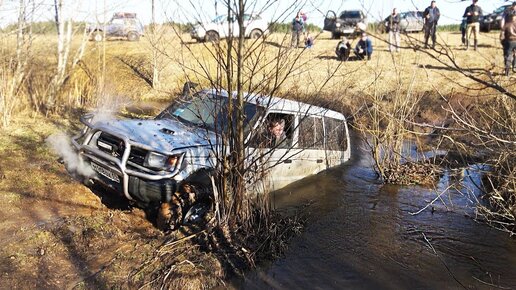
[[234, 135, 516, 290]]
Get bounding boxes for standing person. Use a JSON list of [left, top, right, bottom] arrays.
[[463, 0, 483, 51], [423, 1, 441, 49], [500, 2, 516, 28], [291, 12, 304, 48], [386, 8, 401, 52], [354, 32, 373, 60], [500, 14, 516, 76]]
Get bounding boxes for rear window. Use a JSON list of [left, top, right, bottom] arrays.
[[324, 117, 348, 151]]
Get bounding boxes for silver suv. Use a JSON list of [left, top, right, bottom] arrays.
[[323, 10, 367, 39], [87, 12, 144, 42], [70, 85, 350, 229]]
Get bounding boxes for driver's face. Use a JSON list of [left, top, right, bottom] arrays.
[[270, 123, 284, 137]]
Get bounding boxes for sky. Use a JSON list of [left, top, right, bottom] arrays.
[[0, 0, 513, 28]]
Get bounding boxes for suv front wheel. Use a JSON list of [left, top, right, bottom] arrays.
[[93, 31, 104, 42], [250, 29, 263, 39], [205, 31, 220, 42]]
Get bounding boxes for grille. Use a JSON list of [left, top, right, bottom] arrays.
[[97, 132, 125, 159], [128, 146, 147, 166]]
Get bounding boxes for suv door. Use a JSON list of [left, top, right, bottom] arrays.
[[324, 10, 337, 31], [247, 112, 297, 191], [108, 18, 125, 36], [291, 115, 326, 178]]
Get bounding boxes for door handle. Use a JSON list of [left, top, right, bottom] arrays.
[[283, 159, 292, 164], [316, 159, 323, 163]]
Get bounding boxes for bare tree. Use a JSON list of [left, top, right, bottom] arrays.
[[149, 0, 348, 230], [0, 0, 32, 127]]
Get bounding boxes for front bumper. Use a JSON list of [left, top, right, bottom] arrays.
[[72, 114, 179, 206], [334, 26, 357, 35]]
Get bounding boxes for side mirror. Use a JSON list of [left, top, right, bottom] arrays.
[[182, 82, 198, 97]]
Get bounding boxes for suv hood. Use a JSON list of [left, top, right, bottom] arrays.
[[95, 118, 213, 152]]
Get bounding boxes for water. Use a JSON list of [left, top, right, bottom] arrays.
[[235, 136, 516, 289]]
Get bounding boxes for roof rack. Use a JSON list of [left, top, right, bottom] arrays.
[[113, 12, 137, 19]]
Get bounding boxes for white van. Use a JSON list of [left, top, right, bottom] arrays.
[[71, 87, 350, 228]]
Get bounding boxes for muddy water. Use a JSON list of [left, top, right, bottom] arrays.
[[237, 137, 516, 289]]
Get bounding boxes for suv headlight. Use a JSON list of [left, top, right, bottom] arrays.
[[145, 152, 184, 171], [336, 23, 341, 27]]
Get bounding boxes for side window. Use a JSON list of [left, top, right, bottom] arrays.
[[324, 117, 348, 151], [251, 113, 294, 149], [112, 18, 124, 25], [299, 116, 324, 149]]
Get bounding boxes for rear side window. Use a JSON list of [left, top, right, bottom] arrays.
[[298, 116, 324, 149], [324, 117, 348, 151]]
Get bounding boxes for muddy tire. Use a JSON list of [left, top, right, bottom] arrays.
[[127, 31, 139, 41], [205, 31, 220, 42], [156, 182, 213, 232], [250, 29, 263, 39], [93, 31, 104, 42]]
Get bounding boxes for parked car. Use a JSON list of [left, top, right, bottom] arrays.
[[379, 11, 424, 33], [87, 12, 144, 41], [190, 13, 268, 42], [323, 10, 367, 39], [69, 84, 351, 229], [480, 4, 512, 32]]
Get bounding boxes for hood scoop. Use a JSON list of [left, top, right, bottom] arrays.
[[160, 128, 175, 135]]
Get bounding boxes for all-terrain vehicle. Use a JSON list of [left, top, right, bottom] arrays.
[[69, 84, 350, 230], [87, 12, 144, 42], [323, 10, 367, 39]]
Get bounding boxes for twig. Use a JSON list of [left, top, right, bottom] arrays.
[[472, 276, 512, 290], [410, 184, 454, 215], [421, 233, 468, 290]]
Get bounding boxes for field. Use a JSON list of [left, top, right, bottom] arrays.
[[0, 29, 514, 288]]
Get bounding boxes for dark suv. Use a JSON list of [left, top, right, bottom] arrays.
[[480, 4, 511, 32], [87, 12, 144, 41], [323, 10, 367, 39]]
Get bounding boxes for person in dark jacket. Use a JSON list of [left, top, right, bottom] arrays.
[[500, 14, 516, 75], [335, 37, 351, 61], [423, 1, 440, 48], [291, 12, 304, 48], [463, 0, 483, 50], [354, 33, 373, 60], [386, 8, 401, 52]]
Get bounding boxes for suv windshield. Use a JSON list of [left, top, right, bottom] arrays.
[[340, 11, 361, 19], [212, 15, 227, 23], [494, 6, 509, 13], [157, 93, 261, 132]]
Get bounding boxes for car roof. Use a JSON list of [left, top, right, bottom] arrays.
[[201, 89, 346, 120]]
